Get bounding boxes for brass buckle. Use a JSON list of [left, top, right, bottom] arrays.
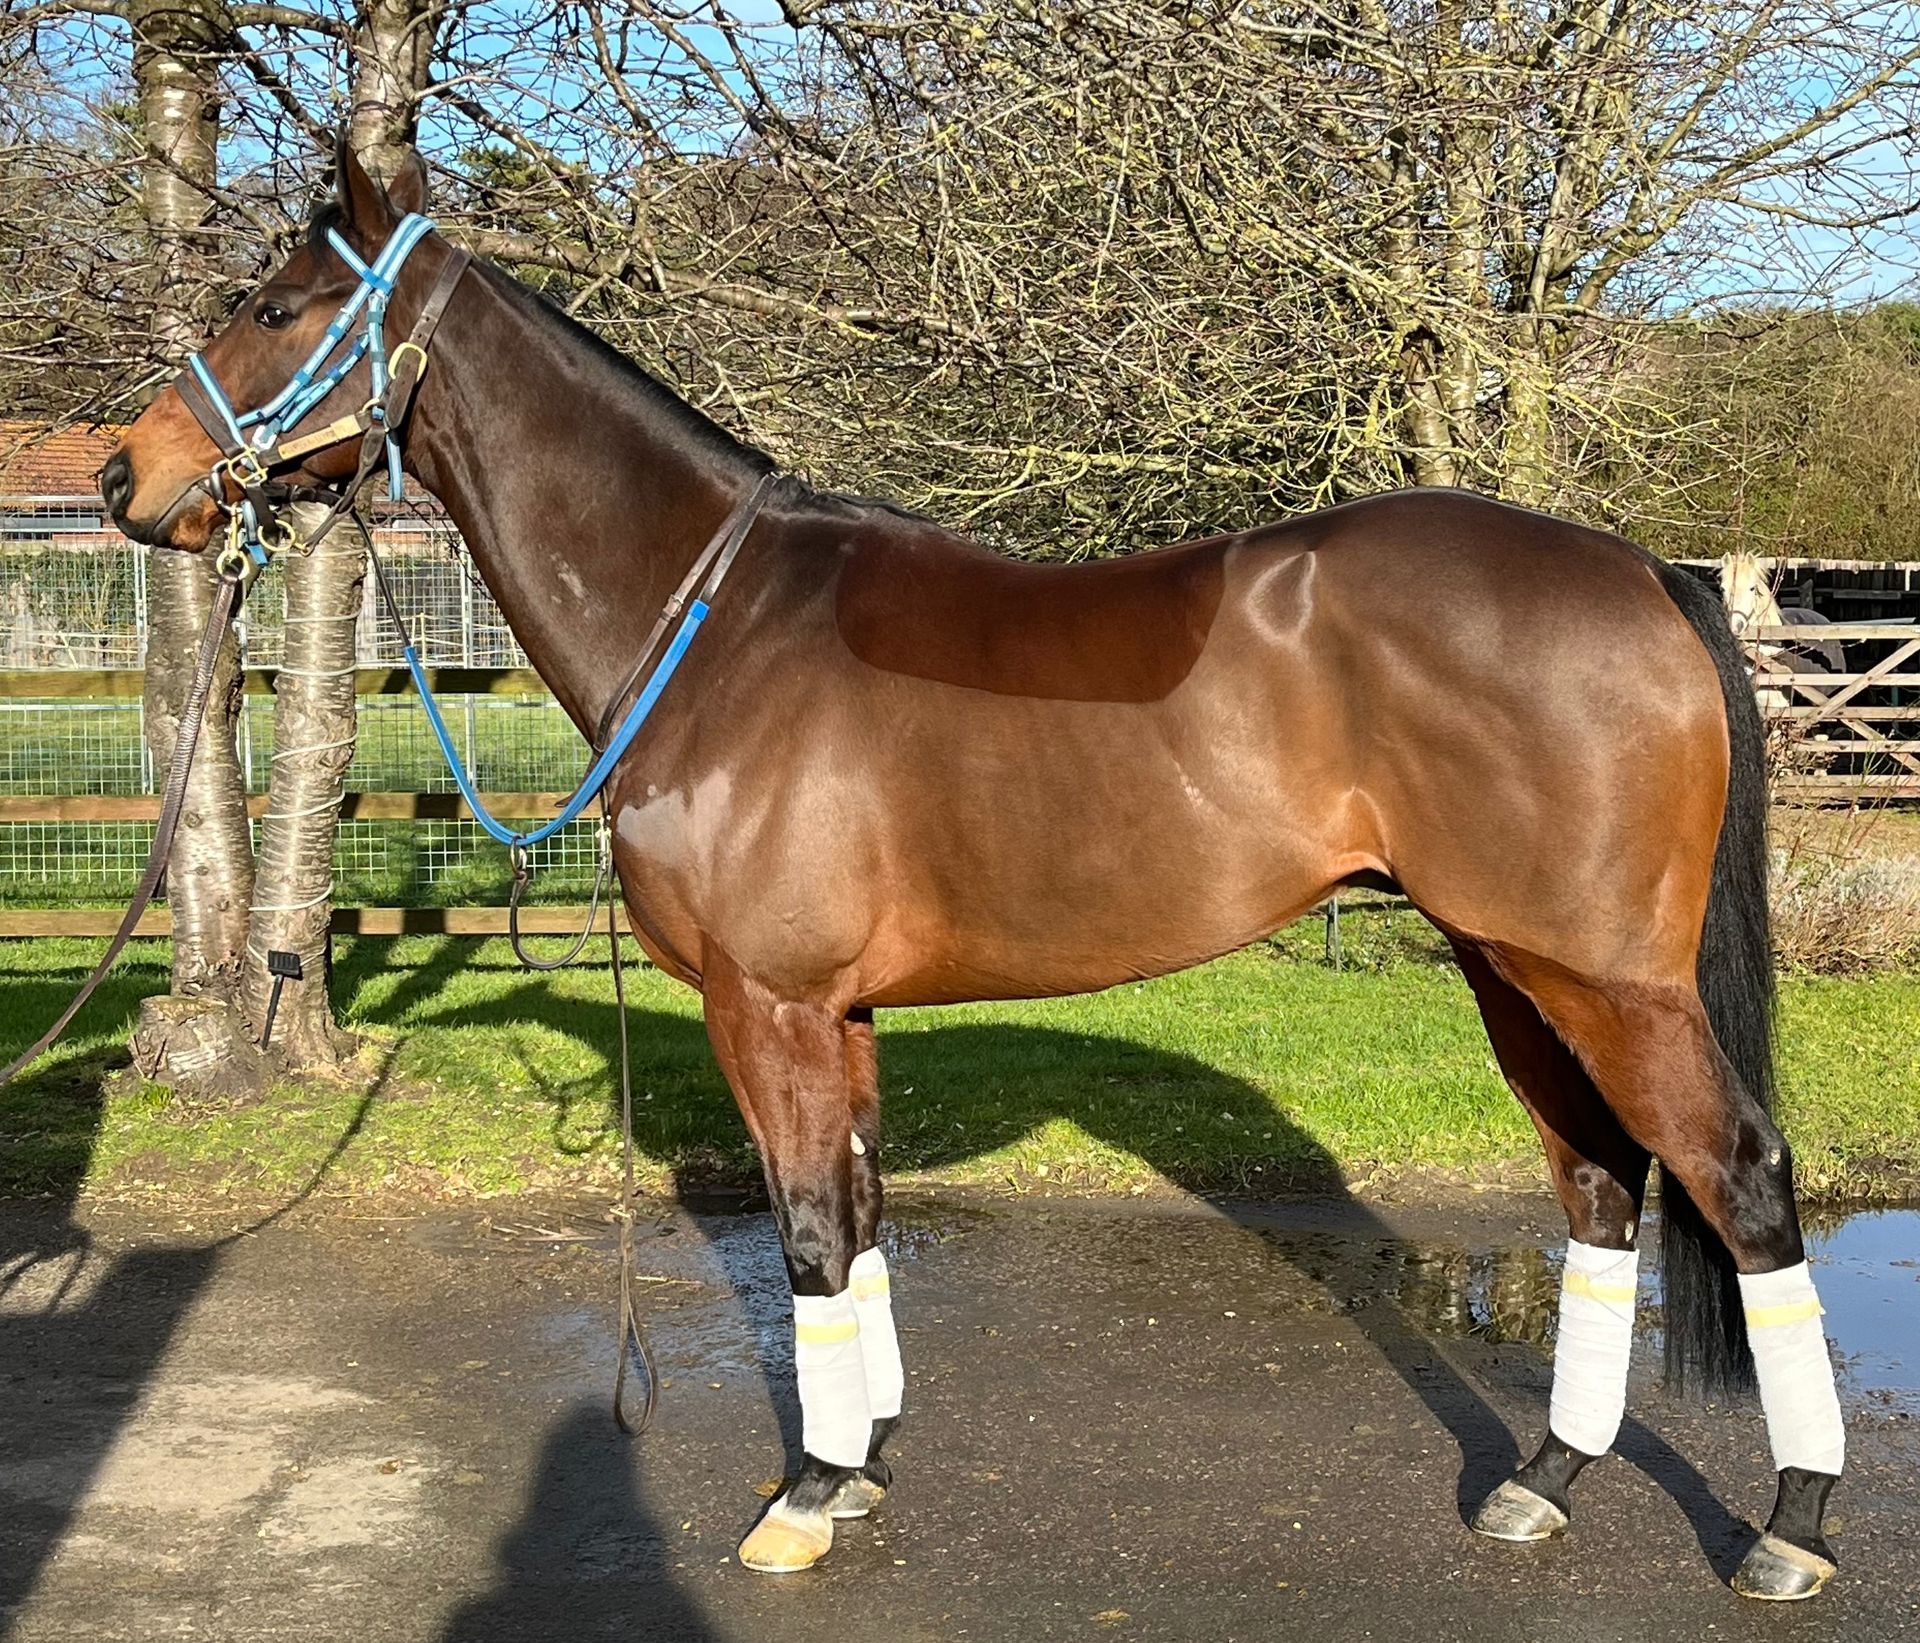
[[389, 341, 429, 383], [214, 448, 269, 494]]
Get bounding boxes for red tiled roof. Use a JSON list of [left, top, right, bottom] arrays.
[[0, 420, 122, 500], [0, 418, 446, 516]]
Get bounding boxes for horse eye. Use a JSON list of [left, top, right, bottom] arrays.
[[255, 301, 295, 331]]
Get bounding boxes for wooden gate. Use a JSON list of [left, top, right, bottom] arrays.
[[1749, 622, 1920, 798]]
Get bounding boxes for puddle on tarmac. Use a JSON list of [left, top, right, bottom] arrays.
[[1805, 1208, 1920, 1401], [449, 1190, 1914, 1407], [1271, 1206, 1918, 1408], [525, 1196, 978, 1376]]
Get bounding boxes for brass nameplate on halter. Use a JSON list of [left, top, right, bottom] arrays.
[[275, 411, 372, 464]]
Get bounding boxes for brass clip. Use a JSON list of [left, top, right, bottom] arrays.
[[215, 448, 269, 494]]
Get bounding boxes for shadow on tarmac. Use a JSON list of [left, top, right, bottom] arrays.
[[0, 940, 1756, 1636], [439, 1404, 723, 1642], [378, 952, 1756, 1599]]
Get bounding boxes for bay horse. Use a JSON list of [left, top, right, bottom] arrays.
[[104, 146, 1846, 1600]]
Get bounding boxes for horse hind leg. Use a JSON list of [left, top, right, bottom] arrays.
[[1452, 944, 1650, 1544], [1484, 946, 1844, 1601]]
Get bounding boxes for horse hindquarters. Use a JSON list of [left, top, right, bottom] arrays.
[[1444, 560, 1843, 1599]]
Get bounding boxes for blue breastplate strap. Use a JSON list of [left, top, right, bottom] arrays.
[[366, 471, 778, 853], [406, 600, 709, 849]]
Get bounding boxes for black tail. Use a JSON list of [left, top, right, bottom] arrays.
[[1652, 563, 1775, 1399]]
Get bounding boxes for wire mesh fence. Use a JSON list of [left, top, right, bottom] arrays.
[[0, 525, 599, 905], [0, 532, 146, 668]]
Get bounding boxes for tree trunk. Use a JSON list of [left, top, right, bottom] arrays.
[[1400, 331, 1459, 488], [349, 0, 439, 174], [236, 503, 367, 1067], [126, 0, 258, 1084], [1502, 325, 1554, 508], [217, 0, 442, 1079]]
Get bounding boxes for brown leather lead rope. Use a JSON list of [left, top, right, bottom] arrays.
[[0, 568, 244, 1085], [606, 789, 660, 1435]]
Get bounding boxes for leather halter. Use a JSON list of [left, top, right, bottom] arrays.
[[173, 212, 470, 574]]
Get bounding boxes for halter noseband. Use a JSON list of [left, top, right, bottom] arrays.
[[173, 211, 466, 578]]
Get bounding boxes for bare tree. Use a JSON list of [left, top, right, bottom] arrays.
[[122, 0, 261, 1086], [745, 0, 1920, 525], [236, 0, 446, 1071]]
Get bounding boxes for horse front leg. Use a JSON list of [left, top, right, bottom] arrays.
[[702, 957, 883, 1574], [835, 1005, 905, 1519]]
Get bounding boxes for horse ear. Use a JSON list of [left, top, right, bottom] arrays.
[[386, 148, 429, 218], [333, 131, 394, 242]]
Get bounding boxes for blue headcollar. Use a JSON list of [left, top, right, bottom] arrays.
[[181, 213, 439, 565]]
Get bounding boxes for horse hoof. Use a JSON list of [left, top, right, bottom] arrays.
[[1470, 1479, 1569, 1542], [738, 1498, 834, 1574], [1731, 1533, 1836, 1601], [827, 1471, 887, 1520]]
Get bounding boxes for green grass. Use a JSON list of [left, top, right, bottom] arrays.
[[2, 932, 1917, 1205]]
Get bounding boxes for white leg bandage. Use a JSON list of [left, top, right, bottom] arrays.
[[1547, 1240, 1640, 1458], [849, 1245, 904, 1421], [792, 1290, 871, 1468], [1739, 1262, 1845, 1476]]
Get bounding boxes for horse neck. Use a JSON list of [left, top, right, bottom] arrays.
[[402, 257, 770, 732]]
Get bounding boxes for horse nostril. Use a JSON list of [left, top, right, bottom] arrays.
[[100, 451, 134, 519]]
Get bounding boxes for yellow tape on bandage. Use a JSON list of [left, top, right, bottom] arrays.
[[1744, 1297, 1824, 1329], [795, 1317, 858, 1346], [1563, 1270, 1637, 1306], [850, 1273, 890, 1302]]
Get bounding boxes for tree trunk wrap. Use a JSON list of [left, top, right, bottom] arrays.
[[238, 505, 368, 1066]]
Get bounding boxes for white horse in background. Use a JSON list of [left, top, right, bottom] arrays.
[[1722, 553, 1843, 713]]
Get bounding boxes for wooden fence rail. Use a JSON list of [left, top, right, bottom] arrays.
[[1749, 621, 1920, 795], [0, 792, 570, 823], [0, 666, 547, 698], [0, 906, 626, 938]]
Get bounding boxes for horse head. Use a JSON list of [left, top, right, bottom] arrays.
[[103, 136, 431, 552]]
